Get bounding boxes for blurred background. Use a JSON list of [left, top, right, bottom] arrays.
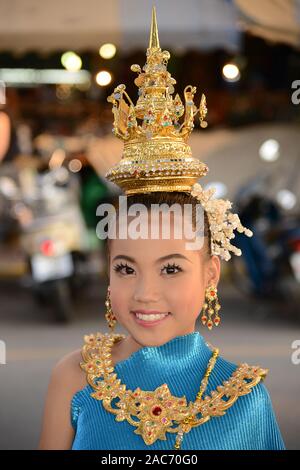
[[0, 0, 300, 450]]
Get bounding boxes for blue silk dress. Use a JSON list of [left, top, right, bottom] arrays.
[[70, 331, 285, 450]]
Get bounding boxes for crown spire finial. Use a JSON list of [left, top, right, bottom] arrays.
[[149, 6, 160, 49]]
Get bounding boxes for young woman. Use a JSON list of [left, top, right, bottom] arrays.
[[38, 8, 285, 451], [38, 191, 285, 450]]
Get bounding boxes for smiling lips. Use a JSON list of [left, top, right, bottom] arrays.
[[131, 310, 170, 323]]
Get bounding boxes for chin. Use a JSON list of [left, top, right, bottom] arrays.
[[134, 330, 175, 348]]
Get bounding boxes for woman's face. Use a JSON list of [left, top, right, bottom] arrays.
[[108, 212, 220, 348]]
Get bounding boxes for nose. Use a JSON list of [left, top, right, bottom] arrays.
[[133, 276, 161, 304]]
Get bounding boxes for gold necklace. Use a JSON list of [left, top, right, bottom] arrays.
[[80, 332, 268, 450]]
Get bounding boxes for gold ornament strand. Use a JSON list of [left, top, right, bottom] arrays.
[[80, 332, 268, 449], [174, 346, 219, 449]]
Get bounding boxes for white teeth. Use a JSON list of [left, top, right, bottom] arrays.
[[135, 313, 168, 321]]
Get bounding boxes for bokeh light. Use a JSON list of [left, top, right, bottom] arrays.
[[95, 70, 112, 86], [99, 43, 117, 59]]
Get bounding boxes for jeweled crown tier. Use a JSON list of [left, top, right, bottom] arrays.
[[105, 7, 208, 195]]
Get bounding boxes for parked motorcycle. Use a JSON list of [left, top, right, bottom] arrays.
[[0, 162, 90, 322]]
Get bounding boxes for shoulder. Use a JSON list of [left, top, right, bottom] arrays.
[[214, 350, 269, 383], [38, 348, 87, 449], [213, 356, 285, 449], [52, 330, 119, 391], [212, 354, 278, 421], [213, 353, 270, 405], [50, 347, 87, 398], [0, 111, 10, 127], [54, 347, 82, 373]]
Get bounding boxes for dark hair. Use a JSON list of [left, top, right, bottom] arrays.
[[105, 191, 212, 269]]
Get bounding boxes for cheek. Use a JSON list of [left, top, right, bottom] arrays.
[[185, 282, 206, 314], [109, 277, 133, 317], [166, 272, 206, 315]]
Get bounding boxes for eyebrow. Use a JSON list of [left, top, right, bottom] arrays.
[[112, 253, 192, 264]]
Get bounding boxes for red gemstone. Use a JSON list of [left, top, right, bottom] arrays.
[[214, 317, 220, 325], [152, 406, 162, 416], [210, 291, 215, 296], [207, 321, 213, 330]]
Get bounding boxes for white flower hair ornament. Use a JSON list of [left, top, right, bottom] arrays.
[[190, 183, 253, 261]]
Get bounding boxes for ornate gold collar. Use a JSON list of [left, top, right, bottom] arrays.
[[80, 332, 268, 448]]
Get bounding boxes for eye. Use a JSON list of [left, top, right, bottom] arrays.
[[113, 262, 135, 276], [161, 262, 183, 275]]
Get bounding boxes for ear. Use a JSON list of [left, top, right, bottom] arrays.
[[205, 255, 221, 287]]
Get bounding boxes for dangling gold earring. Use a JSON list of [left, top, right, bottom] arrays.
[[201, 285, 221, 330], [105, 286, 117, 332]]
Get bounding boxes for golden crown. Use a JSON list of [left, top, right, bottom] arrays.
[[105, 6, 208, 195], [105, 6, 253, 261]]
